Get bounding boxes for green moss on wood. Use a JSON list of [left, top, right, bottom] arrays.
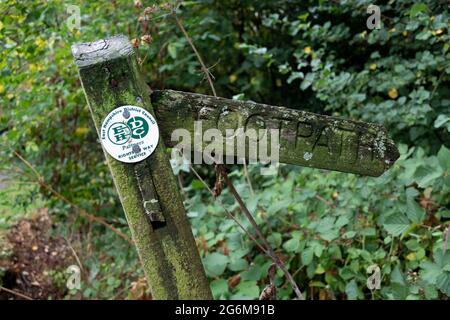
[[72, 36, 212, 299], [152, 90, 399, 177]]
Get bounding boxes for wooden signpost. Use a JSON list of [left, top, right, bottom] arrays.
[[72, 35, 399, 300]]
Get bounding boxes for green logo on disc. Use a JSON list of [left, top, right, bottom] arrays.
[[107, 116, 149, 145], [127, 116, 149, 139]]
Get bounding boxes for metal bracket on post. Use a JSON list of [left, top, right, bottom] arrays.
[[134, 161, 165, 226]]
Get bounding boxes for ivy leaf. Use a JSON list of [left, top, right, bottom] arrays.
[[383, 213, 411, 236]]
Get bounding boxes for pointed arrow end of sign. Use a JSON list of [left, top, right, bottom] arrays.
[[379, 133, 400, 176]]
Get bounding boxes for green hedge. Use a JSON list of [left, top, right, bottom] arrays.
[[0, 0, 449, 299]]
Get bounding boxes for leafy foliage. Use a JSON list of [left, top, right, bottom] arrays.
[[0, 0, 449, 299]]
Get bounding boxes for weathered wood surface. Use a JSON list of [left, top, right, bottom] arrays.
[[72, 35, 212, 299], [152, 90, 399, 177]]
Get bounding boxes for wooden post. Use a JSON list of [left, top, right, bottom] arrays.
[[72, 35, 212, 299]]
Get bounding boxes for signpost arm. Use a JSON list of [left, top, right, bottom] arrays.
[[72, 35, 212, 299], [152, 90, 399, 177]]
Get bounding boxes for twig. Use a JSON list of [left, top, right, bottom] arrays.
[[223, 174, 305, 300], [171, 12, 217, 96], [444, 225, 450, 253], [170, 4, 254, 196], [64, 237, 84, 271], [0, 286, 33, 300], [186, 159, 267, 254], [242, 157, 255, 196], [12, 150, 133, 245]]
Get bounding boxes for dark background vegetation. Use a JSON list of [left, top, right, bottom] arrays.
[[0, 0, 449, 299]]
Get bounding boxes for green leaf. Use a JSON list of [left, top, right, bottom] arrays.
[[210, 279, 228, 298], [167, 42, 178, 59], [300, 72, 315, 90], [301, 247, 314, 266], [267, 232, 282, 248], [241, 264, 263, 281], [283, 238, 300, 252], [424, 285, 438, 299], [434, 115, 449, 128], [228, 258, 248, 272], [383, 213, 411, 236], [437, 146, 450, 170], [436, 272, 450, 296], [406, 198, 425, 224], [390, 283, 409, 299], [420, 261, 441, 284], [203, 252, 229, 277], [409, 3, 428, 17], [345, 279, 360, 300], [343, 231, 356, 239], [191, 179, 205, 190], [391, 265, 406, 285], [434, 249, 450, 268], [234, 281, 260, 299], [414, 164, 443, 188]]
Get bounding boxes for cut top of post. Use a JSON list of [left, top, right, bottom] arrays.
[[71, 35, 133, 69]]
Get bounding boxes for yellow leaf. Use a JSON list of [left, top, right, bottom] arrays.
[[29, 64, 38, 72], [276, 79, 282, 87], [435, 29, 443, 35], [388, 88, 398, 99], [0, 21, 3, 31], [315, 264, 325, 274], [369, 63, 377, 71], [403, 31, 408, 37], [303, 46, 312, 55], [0, 84, 5, 94], [7, 93, 14, 100], [229, 74, 237, 83], [35, 38, 47, 49], [75, 127, 89, 136], [406, 252, 416, 261]]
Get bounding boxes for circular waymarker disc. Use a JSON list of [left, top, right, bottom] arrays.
[[100, 105, 159, 163]]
